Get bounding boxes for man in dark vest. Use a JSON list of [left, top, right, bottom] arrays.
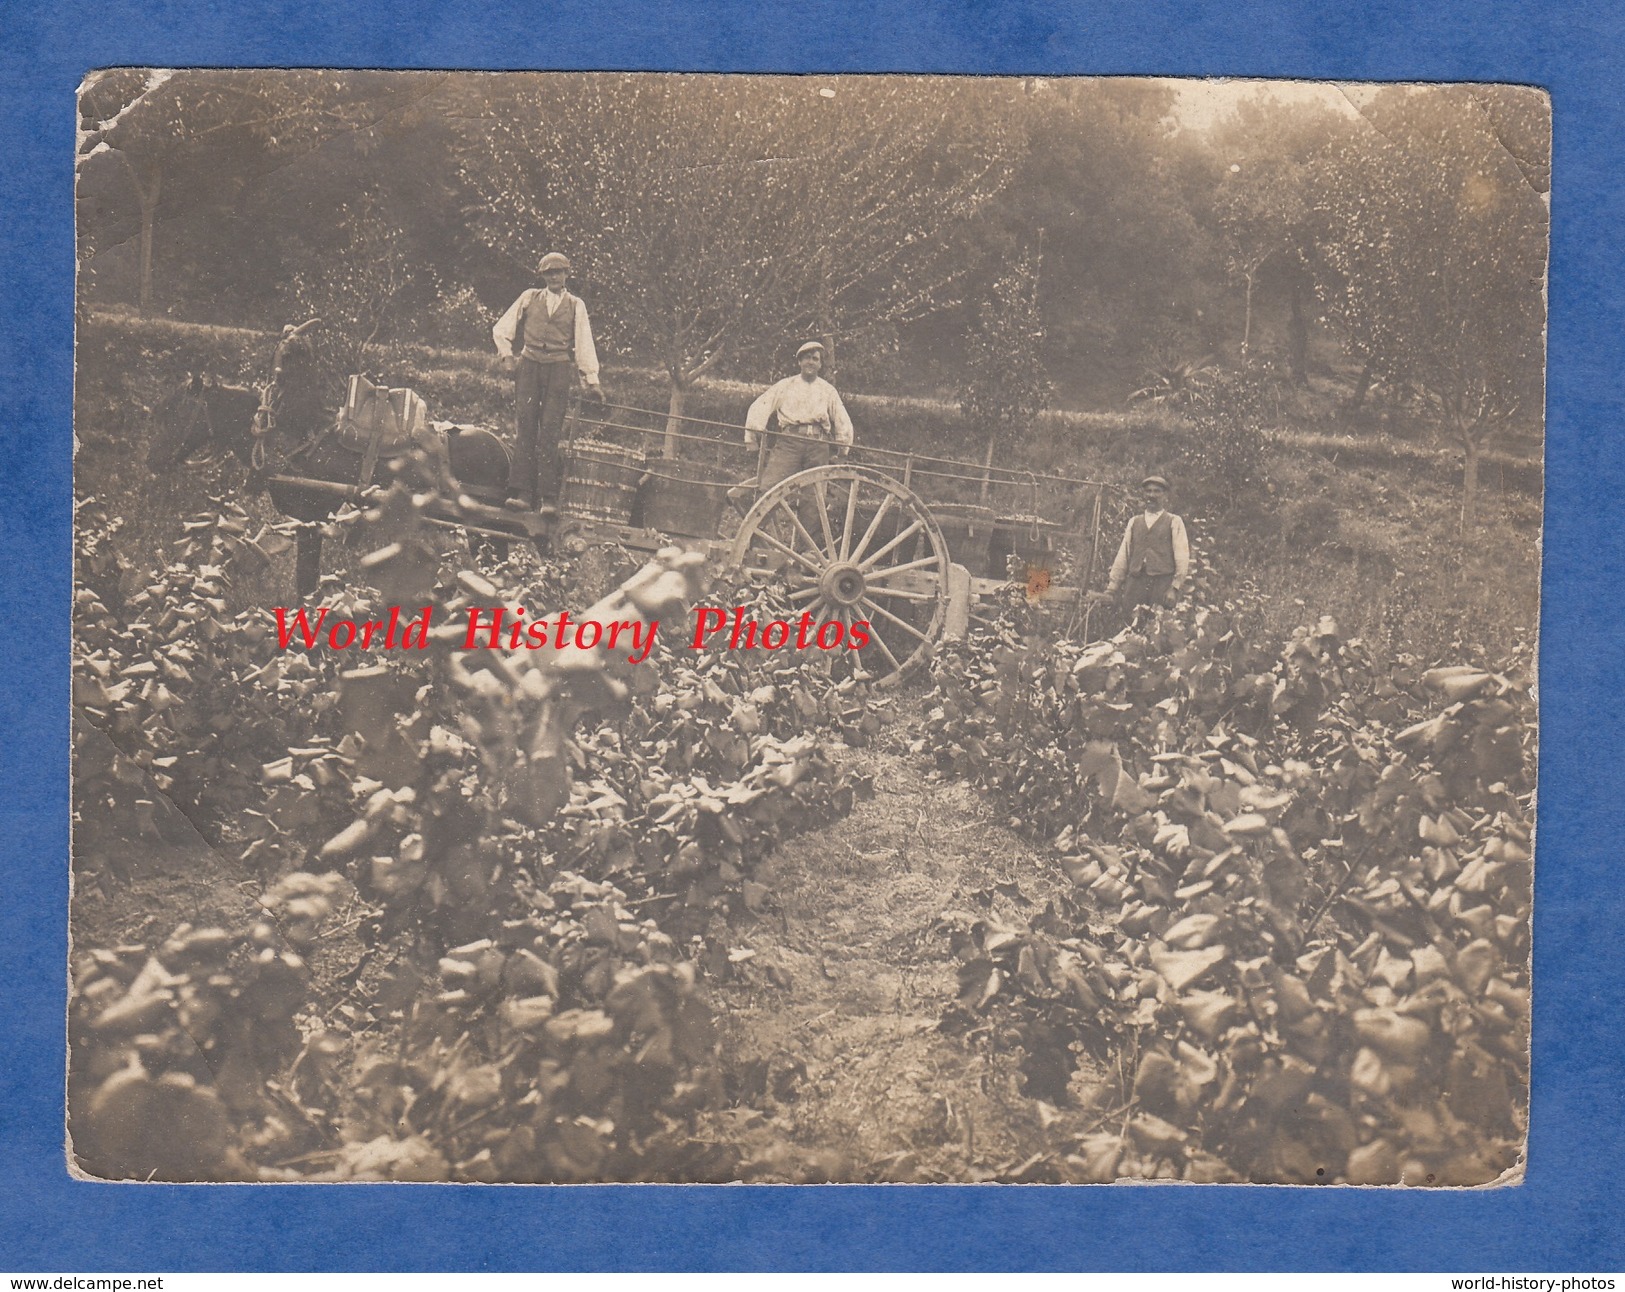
[[492, 252, 603, 507], [1105, 474, 1192, 608]]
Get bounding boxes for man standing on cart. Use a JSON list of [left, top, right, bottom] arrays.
[[736, 340, 854, 502], [492, 252, 603, 508]]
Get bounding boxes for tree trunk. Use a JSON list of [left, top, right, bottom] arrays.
[[136, 172, 161, 317], [1288, 274, 1309, 386], [1241, 272, 1254, 363], [1345, 358, 1376, 414], [1460, 436, 1480, 536], [979, 434, 996, 505], [117, 152, 164, 317], [663, 378, 688, 460]]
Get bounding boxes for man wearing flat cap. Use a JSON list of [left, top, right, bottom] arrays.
[[492, 252, 603, 507], [1105, 474, 1192, 609], [741, 340, 854, 496]]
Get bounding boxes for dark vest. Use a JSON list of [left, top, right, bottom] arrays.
[[1127, 511, 1176, 577], [519, 291, 577, 364]]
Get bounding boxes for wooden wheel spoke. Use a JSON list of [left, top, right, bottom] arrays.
[[838, 607, 881, 680], [860, 617, 903, 671], [771, 499, 828, 562], [752, 526, 823, 577], [839, 477, 861, 560], [830, 607, 863, 679], [863, 554, 942, 583], [862, 598, 932, 645], [862, 583, 935, 602], [858, 518, 925, 571], [728, 468, 945, 690], [813, 481, 839, 557], [850, 493, 896, 563], [761, 505, 818, 561]]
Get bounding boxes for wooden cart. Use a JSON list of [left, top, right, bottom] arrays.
[[266, 390, 1122, 686], [543, 398, 1125, 686]]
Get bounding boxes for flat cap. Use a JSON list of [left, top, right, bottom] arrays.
[[538, 252, 573, 273], [1141, 474, 1170, 489], [796, 340, 825, 358]]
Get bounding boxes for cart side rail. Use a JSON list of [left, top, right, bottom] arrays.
[[578, 397, 1124, 495]]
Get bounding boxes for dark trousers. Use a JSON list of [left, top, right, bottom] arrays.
[[727, 433, 835, 521], [514, 358, 574, 506], [758, 433, 833, 493], [1122, 572, 1174, 608]]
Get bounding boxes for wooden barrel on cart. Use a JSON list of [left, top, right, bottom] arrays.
[[559, 441, 645, 526], [640, 456, 728, 538], [991, 515, 1064, 579], [929, 502, 998, 578]]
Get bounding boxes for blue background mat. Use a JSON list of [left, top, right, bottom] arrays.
[[3, 0, 1617, 1271]]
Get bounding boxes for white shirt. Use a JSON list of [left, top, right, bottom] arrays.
[[744, 374, 854, 448], [1107, 509, 1191, 590], [491, 288, 601, 382]]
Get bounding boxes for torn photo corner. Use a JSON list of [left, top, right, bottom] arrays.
[[70, 70, 1543, 1185]]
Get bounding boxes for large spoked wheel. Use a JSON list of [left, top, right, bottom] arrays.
[[727, 465, 950, 687]]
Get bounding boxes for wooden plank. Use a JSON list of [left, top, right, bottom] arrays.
[[967, 575, 1081, 604], [553, 520, 724, 561], [944, 563, 972, 640]]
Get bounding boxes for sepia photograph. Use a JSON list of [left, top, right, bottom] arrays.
[[69, 71, 1544, 1186]]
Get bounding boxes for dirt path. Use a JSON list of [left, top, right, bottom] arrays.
[[707, 704, 1108, 1183]]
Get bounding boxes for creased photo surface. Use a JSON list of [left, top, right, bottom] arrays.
[[71, 72, 1543, 1185]]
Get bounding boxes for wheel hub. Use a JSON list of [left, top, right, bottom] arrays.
[[819, 561, 867, 607]]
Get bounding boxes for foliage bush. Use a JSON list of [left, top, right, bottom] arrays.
[[1172, 364, 1277, 521], [71, 474, 886, 1180], [921, 589, 1531, 1184], [1129, 355, 1218, 412], [70, 872, 347, 1181], [74, 298, 1538, 1183], [958, 253, 1054, 473]]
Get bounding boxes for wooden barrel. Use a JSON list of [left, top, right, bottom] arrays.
[[559, 441, 644, 526], [640, 456, 728, 538], [991, 515, 1064, 579], [929, 502, 997, 577]]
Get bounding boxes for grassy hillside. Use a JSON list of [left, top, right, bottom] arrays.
[[75, 311, 1541, 663]]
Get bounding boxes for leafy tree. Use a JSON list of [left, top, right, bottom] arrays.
[[1314, 86, 1549, 531], [772, 78, 1021, 376], [966, 79, 1219, 401], [1176, 364, 1274, 518], [1213, 156, 1308, 364], [1204, 94, 1358, 381], [457, 74, 1017, 449], [959, 250, 1052, 498], [280, 190, 422, 379], [76, 69, 436, 315]]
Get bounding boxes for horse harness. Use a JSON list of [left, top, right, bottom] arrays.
[[249, 322, 434, 494], [251, 327, 308, 474], [250, 382, 278, 472], [252, 319, 339, 478]]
